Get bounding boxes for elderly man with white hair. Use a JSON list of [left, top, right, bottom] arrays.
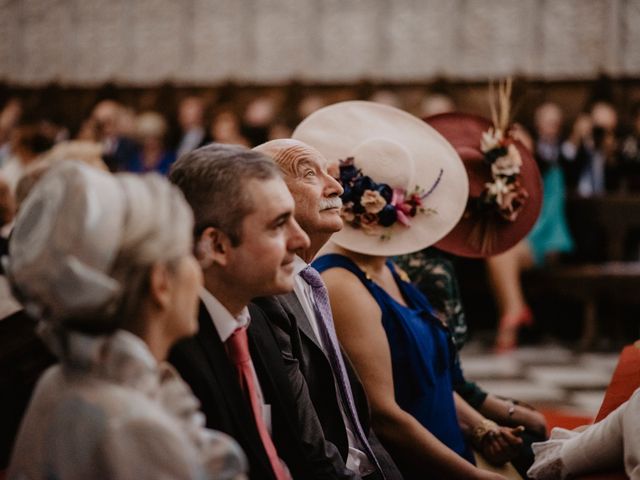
[[253, 138, 403, 480]]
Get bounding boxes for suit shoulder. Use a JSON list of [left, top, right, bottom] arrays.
[[250, 296, 295, 329]]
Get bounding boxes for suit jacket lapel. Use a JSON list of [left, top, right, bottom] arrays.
[[279, 292, 325, 353], [279, 292, 372, 435], [246, 310, 299, 441]]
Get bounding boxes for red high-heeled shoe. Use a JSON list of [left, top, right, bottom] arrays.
[[493, 307, 533, 353]]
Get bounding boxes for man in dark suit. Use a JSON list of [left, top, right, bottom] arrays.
[[253, 140, 403, 480], [168, 144, 357, 480]]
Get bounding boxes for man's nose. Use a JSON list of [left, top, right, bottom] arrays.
[[324, 172, 344, 197], [288, 218, 310, 250]]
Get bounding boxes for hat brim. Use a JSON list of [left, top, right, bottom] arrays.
[[425, 113, 543, 258], [293, 101, 469, 257]]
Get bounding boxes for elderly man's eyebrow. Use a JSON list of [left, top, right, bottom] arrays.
[[273, 146, 318, 177], [294, 158, 317, 173]]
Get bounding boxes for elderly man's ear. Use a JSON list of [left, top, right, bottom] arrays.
[[195, 227, 230, 269]]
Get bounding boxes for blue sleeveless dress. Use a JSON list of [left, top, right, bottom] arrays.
[[313, 253, 475, 474]]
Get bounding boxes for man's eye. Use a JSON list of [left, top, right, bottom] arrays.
[[304, 169, 316, 177]]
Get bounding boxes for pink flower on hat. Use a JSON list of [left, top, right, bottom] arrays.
[[391, 189, 413, 227]]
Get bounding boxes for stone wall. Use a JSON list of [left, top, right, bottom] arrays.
[[1, 0, 639, 86]]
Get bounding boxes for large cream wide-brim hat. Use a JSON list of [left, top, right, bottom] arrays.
[[292, 101, 469, 257]]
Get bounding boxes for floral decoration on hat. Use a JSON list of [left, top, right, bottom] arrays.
[[470, 78, 529, 224], [339, 157, 442, 240]]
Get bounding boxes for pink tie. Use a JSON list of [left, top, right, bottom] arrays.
[[226, 326, 291, 480]]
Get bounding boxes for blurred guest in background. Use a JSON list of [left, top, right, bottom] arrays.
[[527, 102, 574, 265], [420, 93, 456, 118], [297, 94, 327, 122], [0, 124, 53, 193], [0, 174, 14, 240], [210, 107, 249, 146], [14, 141, 108, 208], [177, 96, 211, 158], [562, 101, 618, 197], [267, 122, 292, 142], [38, 115, 70, 146], [619, 102, 640, 191], [0, 99, 23, 167], [621, 102, 640, 165], [242, 95, 280, 146], [86, 100, 137, 172], [126, 111, 176, 175], [369, 90, 402, 109]]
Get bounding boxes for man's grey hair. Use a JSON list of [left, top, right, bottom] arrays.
[[169, 143, 281, 245]]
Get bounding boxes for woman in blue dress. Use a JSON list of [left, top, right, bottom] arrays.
[[292, 100, 523, 480], [315, 247, 523, 480]]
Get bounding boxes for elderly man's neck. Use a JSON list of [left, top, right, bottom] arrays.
[[203, 276, 248, 317], [297, 232, 332, 263]]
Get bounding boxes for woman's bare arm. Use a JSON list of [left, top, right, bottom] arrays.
[[321, 267, 505, 480]]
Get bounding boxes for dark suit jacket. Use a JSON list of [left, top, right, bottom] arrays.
[[103, 136, 137, 172], [252, 294, 403, 480], [169, 301, 355, 480]]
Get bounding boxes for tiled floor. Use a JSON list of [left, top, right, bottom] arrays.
[[459, 342, 621, 418]]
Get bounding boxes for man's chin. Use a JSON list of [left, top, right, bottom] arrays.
[[318, 211, 344, 231], [328, 217, 344, 233], [270, 275, 296, 295]]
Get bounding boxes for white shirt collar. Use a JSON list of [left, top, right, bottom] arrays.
[[199, 288, 250, 342], [293, 255, 308, 276]]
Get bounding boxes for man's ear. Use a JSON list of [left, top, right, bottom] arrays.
[[195, 226, 231, 269], [149, 262, 171, 310]]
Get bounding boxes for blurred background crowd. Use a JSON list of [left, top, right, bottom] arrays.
[[1, 79, 639, 189], [2, 78, 640, 343]]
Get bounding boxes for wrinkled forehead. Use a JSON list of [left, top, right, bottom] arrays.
[[277, 144, 329, 176]]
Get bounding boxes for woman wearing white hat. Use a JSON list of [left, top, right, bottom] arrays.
[[5, 162, 247, 480], [294, 101, 522, 480]]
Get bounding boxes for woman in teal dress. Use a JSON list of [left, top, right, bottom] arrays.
[[527, 146, 574, 266]]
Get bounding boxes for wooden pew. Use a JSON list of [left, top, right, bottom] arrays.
[[523, 262, 640, 347], [523, 194, 640, 348]]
